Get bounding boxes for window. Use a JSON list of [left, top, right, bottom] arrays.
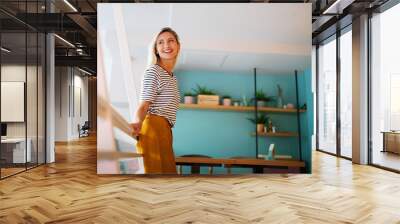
[[318, 37, 337, 154], [370, 2, 400, 171], [390, 74, 400, 130], [340, 28, 352, 158]]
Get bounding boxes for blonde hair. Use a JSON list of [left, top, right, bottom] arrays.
[[147, 27, 181, 67]]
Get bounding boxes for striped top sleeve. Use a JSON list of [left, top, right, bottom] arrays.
[[140, 67, 159, 103]]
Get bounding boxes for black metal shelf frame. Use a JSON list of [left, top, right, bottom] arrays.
[[253, 68, 303, 162]]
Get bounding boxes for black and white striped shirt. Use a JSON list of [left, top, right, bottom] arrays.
[[140, 64, 180, 127]]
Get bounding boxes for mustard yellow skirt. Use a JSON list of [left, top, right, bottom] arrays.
[[136, 114, 177, 174]]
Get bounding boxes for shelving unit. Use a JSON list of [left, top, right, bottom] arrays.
[[179, 103, 305, 113], [252, 69, 303, 162], [178, 69, 306, 173]]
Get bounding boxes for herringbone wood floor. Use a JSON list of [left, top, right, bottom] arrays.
[[1, 136, 400, 224]]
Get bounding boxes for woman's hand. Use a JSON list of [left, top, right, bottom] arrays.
[[132, 101, 150, 138], [130, 122, 142, 137]]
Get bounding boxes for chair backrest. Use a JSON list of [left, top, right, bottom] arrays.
[[82, 121, 90, 129]]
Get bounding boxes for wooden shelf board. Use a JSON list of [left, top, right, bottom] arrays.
[[252, 132, 298, 137], [179, 103, 305, 113], [180, 103, 252, 112]]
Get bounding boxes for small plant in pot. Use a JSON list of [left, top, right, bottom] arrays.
[[183, 92, 195, 104], [192, 84, 219, 105], [232, 99, 241, 107], [252, 90, 274, 107], [222, 95, 232, 106], [248, 113, 269, 133], [192, 84, 216, 95]]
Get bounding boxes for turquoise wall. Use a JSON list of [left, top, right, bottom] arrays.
[[298, 68, 314, 173], [173, 69, 313, 174]]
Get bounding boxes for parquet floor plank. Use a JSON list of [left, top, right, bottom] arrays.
[[0, 135, 400, 223]]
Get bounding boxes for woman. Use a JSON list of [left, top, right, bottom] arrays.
[[131, 27, 181, 174]]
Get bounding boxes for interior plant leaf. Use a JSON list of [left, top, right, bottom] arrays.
[[251, 89, 275, 102], [192, 84, 216, 95], [277, 84, 283, 97], [184, 92, 195, 97], [247, 113, 269, 124]]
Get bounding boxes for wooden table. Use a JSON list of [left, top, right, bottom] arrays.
[[381, 131, 400, 154], [175, 157, 224, 174], [175, 156, 305, 174]]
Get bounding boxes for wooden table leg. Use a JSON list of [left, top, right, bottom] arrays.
[[191, 165, 200, 174], [226, 166, 231, 174], [253, 167, 264, 173]]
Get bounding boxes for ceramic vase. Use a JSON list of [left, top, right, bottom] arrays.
[[184, 96, 194, 104], [257, 124, 265, 133], [222, 98, 232, 106]]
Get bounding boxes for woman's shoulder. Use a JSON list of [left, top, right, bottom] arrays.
[[145, 64, 162, 77], [146, 64, 163, 72]]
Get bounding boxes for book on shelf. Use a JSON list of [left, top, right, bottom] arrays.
[[274, 155, 293, 160]]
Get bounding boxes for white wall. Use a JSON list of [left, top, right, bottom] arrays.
[[55, 67, 89, 141], [1, 65, 38, 138], [72, 73, 89, 138], [55, 66, 69, 141]]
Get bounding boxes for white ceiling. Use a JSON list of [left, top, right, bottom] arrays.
[[101, 3, 312, 74]]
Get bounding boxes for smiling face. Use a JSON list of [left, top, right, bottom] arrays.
[[155, 31, 180, 62]]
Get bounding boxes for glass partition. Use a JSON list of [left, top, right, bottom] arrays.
[[1, 31, 28, 177], [0, 2, 46, 179]]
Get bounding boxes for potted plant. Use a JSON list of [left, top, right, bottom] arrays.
[[276, 84, 283, 108], [183, 92, 195, 104], [248, 113, 269, 133], [192, 84, 219, 105], [232, 99, 241, 107], [252, 90, 274, 107], [222, 95, 232, 106]]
